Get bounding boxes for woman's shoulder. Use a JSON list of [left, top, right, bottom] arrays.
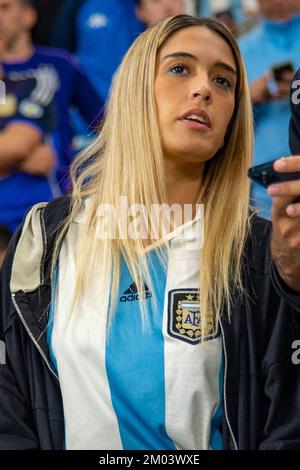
[[42, 196, 72, 227], [249, 211, 272, 238], [2, 197, 72, 296], [20, 196, 72, 256]]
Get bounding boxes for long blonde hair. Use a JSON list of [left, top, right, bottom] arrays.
[[53, 15, 253, 334]]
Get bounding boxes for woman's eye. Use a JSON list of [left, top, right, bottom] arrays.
[[169, 64, 189, 75], [215, 76, 231, 90]]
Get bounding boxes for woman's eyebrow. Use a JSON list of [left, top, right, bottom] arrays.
[[214, 60, 237, 77], [162, 53, 237, 76], [162, 52, 198, 63]]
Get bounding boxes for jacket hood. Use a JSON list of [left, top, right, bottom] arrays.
[[10, 197, 71, 295], [10, 203, 47, 294]]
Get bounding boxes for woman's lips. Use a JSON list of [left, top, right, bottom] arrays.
[[179, 118, 211, 131]]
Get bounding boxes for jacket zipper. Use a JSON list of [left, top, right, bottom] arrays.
[[219, 318, 238, 450], [12, 293, 59, 382], [11, 206, 58, 382]]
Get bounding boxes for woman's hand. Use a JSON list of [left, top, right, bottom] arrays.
[[268, 156, 300, 293]]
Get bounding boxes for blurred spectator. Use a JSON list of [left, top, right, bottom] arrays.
[[0, 0, 104, 195], [31, 0, 64, 46], [214, 7, 240, 36], [0, 71, 56, 232], [239, 0, 300, 218], [52, 0, 144, 103], [0, 5, 56, 232], [135, 0, 185, 25], [52, 0, 186, 104], [199, 0, 242, 21], [0, 223, 12, 267], [198, 0, 259, 35]]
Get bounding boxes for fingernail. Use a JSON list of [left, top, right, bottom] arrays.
[[276, 158, 287, 169], [286, 205, 296, 217], [268, 185, 280, 195]]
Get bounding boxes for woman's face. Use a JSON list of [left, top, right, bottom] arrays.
[[154, 26, 237, 165]]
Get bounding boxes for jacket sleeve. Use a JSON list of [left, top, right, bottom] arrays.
[[259, 262, 300, 449], [259, 354, 300, 450], [0, 227, 39, 450]]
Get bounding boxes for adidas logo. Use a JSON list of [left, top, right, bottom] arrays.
[[120, 282, 152, 302]]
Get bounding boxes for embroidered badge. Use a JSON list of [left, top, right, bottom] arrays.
[[167, 289, 217, 345], [19, 99, 44, 119]]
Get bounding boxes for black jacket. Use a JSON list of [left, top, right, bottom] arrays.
[[0, 197, 300, 450]]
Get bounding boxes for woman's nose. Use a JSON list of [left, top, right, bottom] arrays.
[[190, 79, 212, 103]]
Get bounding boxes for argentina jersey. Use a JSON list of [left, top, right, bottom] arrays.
[[47, 206, 224, 450]]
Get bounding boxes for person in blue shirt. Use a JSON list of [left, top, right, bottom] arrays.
[[52, 0, 144, 103], [239, 0, 300, 218], [0, 0, 104, 194], [1, 14, 300, 452], [0, 71, 56, 232], [198, 0, 246, 25], [46, 13, 300, 450], [52, 0, 186, 104]]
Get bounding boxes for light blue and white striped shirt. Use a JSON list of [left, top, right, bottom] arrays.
[[48, 210, 223, 450]]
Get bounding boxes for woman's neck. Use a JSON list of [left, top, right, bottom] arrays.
[[139, 160, 204, 249], [165, 159, 204, 208]]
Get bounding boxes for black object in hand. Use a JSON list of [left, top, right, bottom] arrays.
[[248, 159, 300, 203], [272, 61, 294, 82]]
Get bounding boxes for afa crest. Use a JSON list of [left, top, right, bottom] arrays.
[[167, 289, 217, 345]]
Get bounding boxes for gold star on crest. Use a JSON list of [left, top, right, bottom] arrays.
[[186, 294, 194, 301]]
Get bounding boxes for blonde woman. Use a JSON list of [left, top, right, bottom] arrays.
[[1, 15, 300, 451]]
